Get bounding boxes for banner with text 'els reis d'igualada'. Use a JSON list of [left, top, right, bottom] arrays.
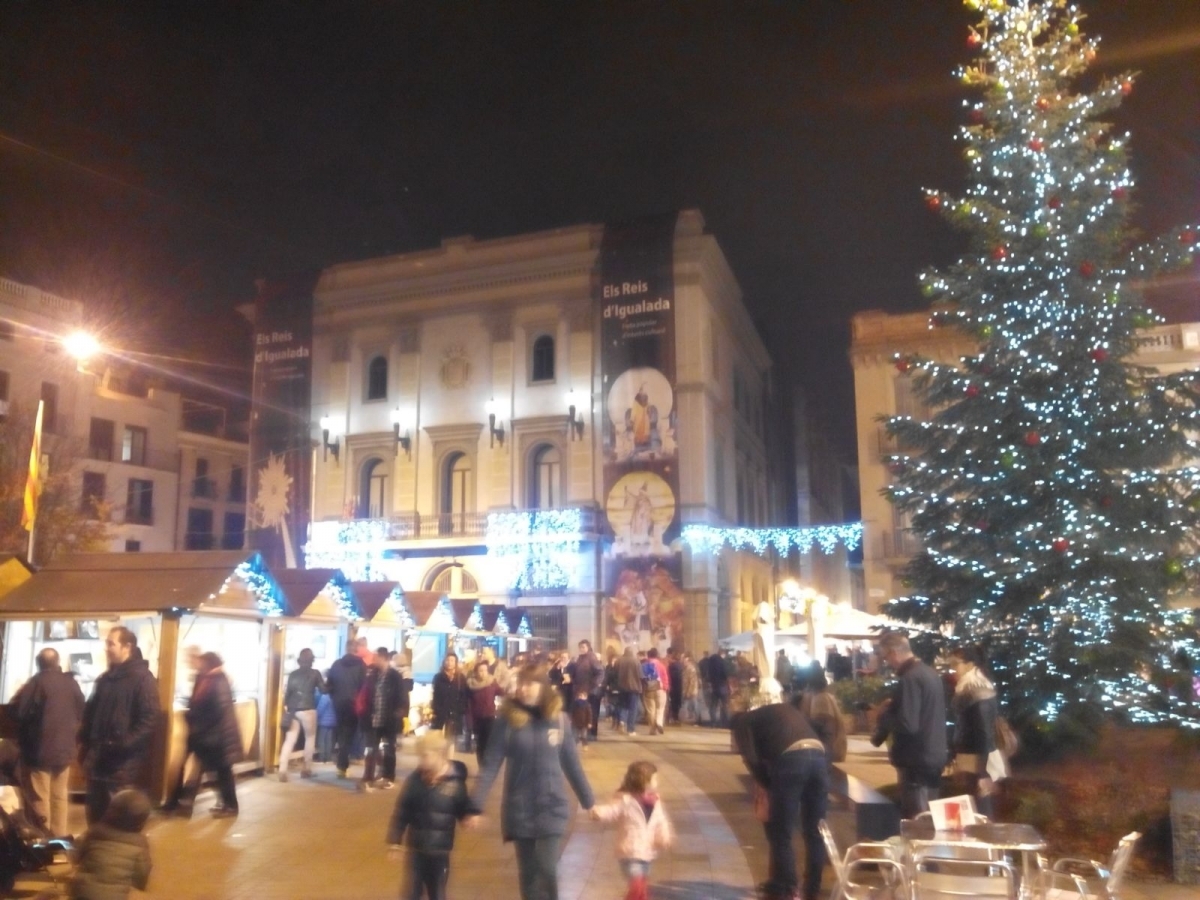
[[598, 214, 685, 655], [248, 276, 315, 571]]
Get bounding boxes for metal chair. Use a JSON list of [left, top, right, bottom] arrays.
[[1037, 832, 1140, 900], [820, 819, 910, 900], [911, 857, 1018, 900]]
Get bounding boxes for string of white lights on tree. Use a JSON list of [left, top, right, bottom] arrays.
[[230, 556, 287, 617], [485, 509, 585, 591], [884, 0, 1200, 728], [680, 523, 864, 557]]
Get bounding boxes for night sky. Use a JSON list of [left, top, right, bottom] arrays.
[[1, 1, 1197, 454]]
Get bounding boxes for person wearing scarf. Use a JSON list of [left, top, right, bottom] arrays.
[[948, 645, 1007, 818]]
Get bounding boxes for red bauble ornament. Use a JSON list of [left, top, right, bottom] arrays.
[[967, 31, 982, 48], [1120, 80, 1133, 96], [1024, 431, 1041, 446], [1112, 186, 1128, 201], [895, 358, 911, 373], [969, 108, 986, 125], [992, 245, 1008, 261], [925, 195, 942, 212], [976, 520, 989, 532], [1079, 261, 1095, 278], [1090, 348, 1108, 363], [1028, 138, 1044, 152], [1048, 195, 1062, 210], [1052, 538, 1069, 553], [1036, 97, 1051, 111], [1182, 230, 1196, 246], [966, 384, 980, 399], [1099, 495, 1113, 508]]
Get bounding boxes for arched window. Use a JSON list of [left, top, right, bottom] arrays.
[[426, 563, 479, 595], [439, 452, 472, 534], [358, 457, 388, 518], [366, 355, 388, 401], [529, 444, 561, 509], [531, 334, 555, 383]]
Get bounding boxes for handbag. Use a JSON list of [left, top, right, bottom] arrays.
[[280, 710, 295, 733]]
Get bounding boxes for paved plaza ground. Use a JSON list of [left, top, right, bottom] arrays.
[[12, 724, 1196, 899]]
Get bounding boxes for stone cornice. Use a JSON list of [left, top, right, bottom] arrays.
[[423, 422, 485, 444]]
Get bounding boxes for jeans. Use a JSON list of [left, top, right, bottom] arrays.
[[408, 851, 450, 900], [168, 748, 238, 812], [764, 748, 829, 900], [363, 725, 398, 783], [588, 693, 602, 739], [708, 691, 729, 727], [279, 709, 318, 772], [21, 765, 69, 836], [514, 835, 561, 900], [681, 695, 703, 724], [335, 719, 359, 772], [618, 690, 640, 732], [898, 765, 942, 819], [475, 717, 495, 767], [316, 725, 334, 762]]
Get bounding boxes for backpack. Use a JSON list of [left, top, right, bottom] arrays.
[[642, 660, 662, 694], [354, 677, 372, 718]]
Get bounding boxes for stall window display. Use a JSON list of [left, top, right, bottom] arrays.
[[174, 616, 267, 706], [284, 624, 344, 680], [1, 616, 161, 702]]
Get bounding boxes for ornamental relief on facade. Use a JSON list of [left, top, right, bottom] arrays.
[[440, 345, 470, 389]]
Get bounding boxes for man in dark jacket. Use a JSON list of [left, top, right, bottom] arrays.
[[79, 627, 160, 824], [703, 648, 732, 726], [13, 647, 85, 836], [614, 646, 644, 735], [667, 647, 685, 726], [569, 640, 603, 742], [734, 701, 830, 900], [871, 632, 948, 817], [359, 647, 410, 791], [326, 644, 367, 778]]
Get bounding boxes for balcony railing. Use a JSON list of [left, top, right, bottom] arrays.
[[311, 507, 603, 545]]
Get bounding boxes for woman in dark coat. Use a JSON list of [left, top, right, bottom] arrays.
[[164, 652, 242, 818], [472, 664, 594, 900], [948, 646, 1005, 818], [430, 653, 469, 750], [467, 659, 502, 768]]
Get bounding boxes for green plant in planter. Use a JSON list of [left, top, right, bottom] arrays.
[[830, 675, 893, 711]]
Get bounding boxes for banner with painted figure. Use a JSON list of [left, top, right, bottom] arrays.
[[248, 276, 315, 571], [599, 215, 685, 653]]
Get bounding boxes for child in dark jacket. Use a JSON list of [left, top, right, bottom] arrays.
[[387, 731, 479, 899], [70, 789, 152, 900]]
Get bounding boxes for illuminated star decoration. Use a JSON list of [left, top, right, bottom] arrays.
[[254, 453, 298, 568]]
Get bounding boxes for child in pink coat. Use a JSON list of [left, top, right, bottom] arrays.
[[590, 760, 674, 900]]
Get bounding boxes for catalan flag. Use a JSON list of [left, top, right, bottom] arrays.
[[21, 400, 44, 532]]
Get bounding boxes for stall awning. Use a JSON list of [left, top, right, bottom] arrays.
[[0, 551, 286, 618], [275, 568, 360, 621], [504, 607, 534, 638], [449, 598, 488, 635], [406, 591, 455, 633], [479, 604, 508, 635], [352, 582, 413, 627]]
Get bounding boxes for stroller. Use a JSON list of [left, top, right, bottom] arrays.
[[0, 741, 73, 894]]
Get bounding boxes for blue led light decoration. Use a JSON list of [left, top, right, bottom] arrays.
[[486, 510, 585, 591], [304, 519, 392, 582], [386, 587, 416, 630], [422, 597, 457, 632], [322, 571, 362, 621], [884, 0, 1200, 729], [681, 523, 864, 557], [231, 555, 286, 617]]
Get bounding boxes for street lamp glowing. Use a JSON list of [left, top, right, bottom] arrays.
[[63, 331, 100, 360]]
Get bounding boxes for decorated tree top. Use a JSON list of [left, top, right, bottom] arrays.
[[885, 0, 1200, 728]]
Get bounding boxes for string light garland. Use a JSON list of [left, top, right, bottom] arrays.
[[386, 586, 416, 629], [681, 523, 863, 557], [886, 0, 1200, 728], [304, 519, 393, 582], [485, 510, 585, 591], [230, 555, 287, 617]]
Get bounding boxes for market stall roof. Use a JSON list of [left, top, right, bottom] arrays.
[[406, 591, 454, 632], [479, 604, 509, 635], [449, 598, 489, 636], [0, 551, 286, 618], [352, 582, 413, 627], [275, 568, 360, 621], [504, 607, 534, 638], [0, 555, 34, 600]]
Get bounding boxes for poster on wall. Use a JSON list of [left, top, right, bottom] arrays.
[[598, 214, 683, 653], [248, 276, 315, 571]]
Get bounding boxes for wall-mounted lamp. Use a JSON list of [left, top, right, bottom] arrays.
[[485, 398, 506, 448], [566, 389, 586, 441], [319, 415, 341, 463], [391, 408, 412, 459]]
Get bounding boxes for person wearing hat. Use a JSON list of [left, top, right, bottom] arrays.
[[473, 664, 595, 900], [386, 731, 479, 899]]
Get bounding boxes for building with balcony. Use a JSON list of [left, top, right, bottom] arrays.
[[303, 211, 788, 652], [850, 307, 1200, 613], [1, 276, 250, 558]]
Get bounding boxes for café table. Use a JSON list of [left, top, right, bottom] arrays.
[[900, 820, 1047, 898]]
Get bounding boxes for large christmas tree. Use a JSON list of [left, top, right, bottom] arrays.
[[885, 0, 1200, 728]]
